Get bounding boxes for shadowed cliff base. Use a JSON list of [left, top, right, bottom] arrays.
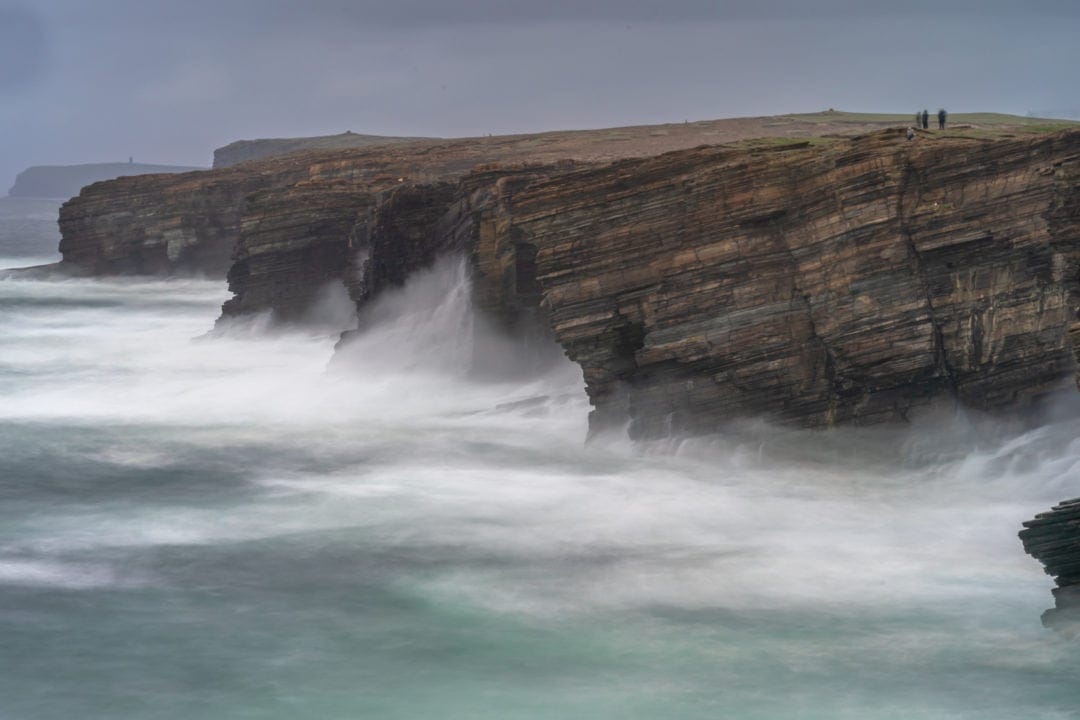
[[50, 115, 1080, 437]]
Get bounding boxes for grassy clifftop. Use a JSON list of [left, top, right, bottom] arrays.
[[213, 132, 433, 168], [209, 111, 1079, 168]]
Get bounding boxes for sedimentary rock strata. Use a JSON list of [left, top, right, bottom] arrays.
[[474, 129, 1080, 435], [1020, 498, 1080, 635], [55, 125, 1080, 435], [57, 164, 302, 276]]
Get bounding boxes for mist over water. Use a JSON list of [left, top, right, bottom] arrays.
[[0, 197, 62, 262], [1, 250, 1079, 718]]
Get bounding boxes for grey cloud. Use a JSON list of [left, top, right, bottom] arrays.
[[30, 0, 1080, 31], [2, 0, 1078, 191], [0, 3, 48, 93]]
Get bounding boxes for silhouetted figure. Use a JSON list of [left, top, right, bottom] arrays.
[[907, 127, 916, 141], [916, 111, 922, 126], [938, 108, 947, 129], [921, 109, 929, 130]]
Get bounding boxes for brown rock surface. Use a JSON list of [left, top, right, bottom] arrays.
[[57, 162, 306, 276], [54, 117, 1080, 435], [58, 111, 1073, 281], [473, 129, 1080, 435]]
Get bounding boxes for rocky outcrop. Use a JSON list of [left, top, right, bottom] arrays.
[[61, 116, 1042, 282], [1020, 498, 1080, 636], [473, 129, 1080, 436], [9, 162, 205, 199], [55, 123, 1080, 436], [57, 166, 294, 277]]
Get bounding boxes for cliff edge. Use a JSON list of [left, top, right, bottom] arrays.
[[55, 123, 1080, 436], [212, 132, 431, 168]]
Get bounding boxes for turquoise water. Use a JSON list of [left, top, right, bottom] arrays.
[[0, 252, 1078, 719]]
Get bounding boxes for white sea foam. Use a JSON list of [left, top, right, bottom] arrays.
[[0, 558, 137, 589], [1, 253, 1077, 718]]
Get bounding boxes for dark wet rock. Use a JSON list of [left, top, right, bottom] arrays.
[[1020, 497, 1080, 637]]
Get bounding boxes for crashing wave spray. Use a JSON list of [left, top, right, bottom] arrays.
[[333, 254, 573, 383], [333, 255, 478, 375]]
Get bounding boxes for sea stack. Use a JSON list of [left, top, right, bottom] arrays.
[[1020, 497, 1080, 636]]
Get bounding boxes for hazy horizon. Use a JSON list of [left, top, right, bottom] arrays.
[[2, 0, 1078, 187]]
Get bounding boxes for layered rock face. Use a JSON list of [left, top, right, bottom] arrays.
[[56, 126, 1080, 435], [59, 134, 585, 317], [473, 129, 1080, 435], [57, 116, 993, 283], [57, 165, 304, 277], [216, 151, 576, 321], [1020, 498, 1080, 636]]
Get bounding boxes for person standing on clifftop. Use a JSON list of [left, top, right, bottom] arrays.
[[938, 108, 947, 129], [922, 109, 929, 129]]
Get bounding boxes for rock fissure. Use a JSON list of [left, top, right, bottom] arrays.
[[897, 156, 962, 401]]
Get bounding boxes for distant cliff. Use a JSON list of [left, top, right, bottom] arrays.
[[55, 123, 1080, 436], [212, 132, 431, 168], [9, 163, 205, 199]]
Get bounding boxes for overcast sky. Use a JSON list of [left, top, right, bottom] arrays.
[[1, 0, 1077, 186]]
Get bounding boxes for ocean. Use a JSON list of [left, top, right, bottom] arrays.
[[0, 200, 1078, 719]]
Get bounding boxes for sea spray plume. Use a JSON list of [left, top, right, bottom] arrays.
[[333, 256, 478, 376], [332, 254, 576, 382], [3, 251, 1080, 716]]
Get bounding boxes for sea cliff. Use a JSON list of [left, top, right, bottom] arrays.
[[474, 130, 1080, 434], [54, 124, 1080, 436]]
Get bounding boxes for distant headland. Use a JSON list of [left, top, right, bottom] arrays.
[[8, 162, 206, 199]]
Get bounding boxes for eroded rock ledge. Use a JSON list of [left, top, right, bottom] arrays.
[[1020, 498, 1080, 636], [56, 128, 1080, 436]]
